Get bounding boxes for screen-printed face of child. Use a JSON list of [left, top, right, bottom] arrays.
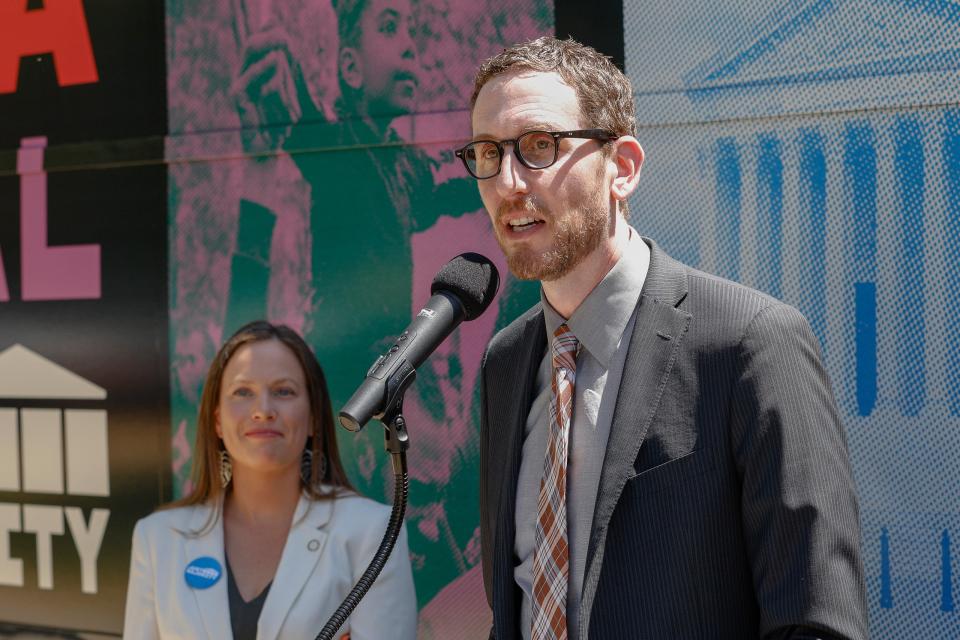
[[345, 0, 420, 117]]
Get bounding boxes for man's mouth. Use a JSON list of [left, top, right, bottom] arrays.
[[506, 215, 545, 233]]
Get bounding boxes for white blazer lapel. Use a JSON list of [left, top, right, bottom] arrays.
[[257, 495, 332, 640], [180, 503, 233, 640]]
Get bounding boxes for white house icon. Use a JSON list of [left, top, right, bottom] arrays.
[[0, 344, 109, 496]]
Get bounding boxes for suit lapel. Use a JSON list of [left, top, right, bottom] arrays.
[[578, 241, 692, 638], [257, 496, 332, 640], [181, 503, 233, 640], [493, 308, 546, 640]]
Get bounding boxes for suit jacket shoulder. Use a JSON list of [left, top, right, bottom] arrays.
[[484, 302, 544, 366], [679, 262, 788, 338]]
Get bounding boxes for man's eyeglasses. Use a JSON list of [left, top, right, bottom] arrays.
[[454, 129, 619, 180]]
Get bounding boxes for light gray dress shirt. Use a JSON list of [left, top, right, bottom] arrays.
[[514, 229, 650, 639]]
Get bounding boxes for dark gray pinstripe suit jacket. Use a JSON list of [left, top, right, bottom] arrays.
[[479, 240, 868, 640]]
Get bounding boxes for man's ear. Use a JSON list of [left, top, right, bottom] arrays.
[[339, 47, 363, 91], [610, 136, 644, 203]]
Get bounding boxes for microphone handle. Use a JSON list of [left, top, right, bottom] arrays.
[[339, 290, 465, 431]]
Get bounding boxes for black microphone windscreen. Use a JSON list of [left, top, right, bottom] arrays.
[[430, 253, 500, 321]]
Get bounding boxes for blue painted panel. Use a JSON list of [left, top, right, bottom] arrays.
[[625, 1, 960, 636]]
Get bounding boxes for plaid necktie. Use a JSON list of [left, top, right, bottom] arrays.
[[531, 323, 579, 640]]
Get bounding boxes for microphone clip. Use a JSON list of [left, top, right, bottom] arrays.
[[380, 360, 414, 474], [382, 359, 417, 421]]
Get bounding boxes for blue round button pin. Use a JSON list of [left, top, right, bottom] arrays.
[[184, 556, 222, 589]]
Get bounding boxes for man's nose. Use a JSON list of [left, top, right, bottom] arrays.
[[494, 147, 528, 198]]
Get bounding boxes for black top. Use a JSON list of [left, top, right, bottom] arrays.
[[226, 557, 272, 640]]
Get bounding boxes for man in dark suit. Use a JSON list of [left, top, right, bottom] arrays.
[[457, 37, 868, 639]]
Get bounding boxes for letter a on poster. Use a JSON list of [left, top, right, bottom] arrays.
[[0, 0, 99, 94]]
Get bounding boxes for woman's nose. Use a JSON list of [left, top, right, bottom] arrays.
[[253, 397, 276, 420]]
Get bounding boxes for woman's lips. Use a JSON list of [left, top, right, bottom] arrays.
[[245, 429, 283, 438]]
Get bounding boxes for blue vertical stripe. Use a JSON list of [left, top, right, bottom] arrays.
[[844, 125, 878, 267], [942, 530, 954, 613], [880, 527, 893, 609], [755, 134, 784, 299], [844, 125, 878, 417], [893, 117, 926, 416], [943, 111, 960, 415], [855, 282, 877, 417], [715, 138, 742, 282], [798, 130, 828, 348]]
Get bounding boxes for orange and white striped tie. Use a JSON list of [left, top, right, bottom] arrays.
[[531, 323, 579, 640]]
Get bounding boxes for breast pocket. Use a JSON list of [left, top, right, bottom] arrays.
[[627, 448, 716, 495]]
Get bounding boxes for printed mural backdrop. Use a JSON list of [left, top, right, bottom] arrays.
[[624, 0, 960, 637], [166, 0, 550, 637]]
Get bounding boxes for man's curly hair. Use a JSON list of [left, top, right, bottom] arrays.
[[471, 36, 636, 139]]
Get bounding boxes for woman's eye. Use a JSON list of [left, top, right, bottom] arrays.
[[232, 388, 252, 397], [274, 387, 296, 397]]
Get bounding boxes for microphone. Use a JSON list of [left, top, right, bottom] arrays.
[[338, 253, 500, 432]]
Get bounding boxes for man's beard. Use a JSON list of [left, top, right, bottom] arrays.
[[496, 193, 610, 282]]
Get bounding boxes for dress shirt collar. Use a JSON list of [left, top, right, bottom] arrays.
[[541, 228, 650, 368]]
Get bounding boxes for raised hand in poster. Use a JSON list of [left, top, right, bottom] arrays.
[[230, 0, 339, 153], [233, 28, 305, 151]]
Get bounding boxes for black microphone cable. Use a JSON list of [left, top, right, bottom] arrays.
[[315, 434, 408, 640]]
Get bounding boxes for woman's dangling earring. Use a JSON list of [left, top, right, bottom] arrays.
[[301, 447, 328, 486], [300, 447, 314, 486], [219, 450, 232, 487]]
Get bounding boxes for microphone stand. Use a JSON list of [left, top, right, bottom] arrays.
[[315, 365, 415, 640]]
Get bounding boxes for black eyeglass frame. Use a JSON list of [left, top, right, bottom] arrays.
[[454, 129, 620, 179]]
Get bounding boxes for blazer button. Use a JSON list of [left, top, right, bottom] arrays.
[[308, 539, 321, 552]]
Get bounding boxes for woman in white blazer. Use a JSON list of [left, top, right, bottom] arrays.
[[123, 321, 417, 640]]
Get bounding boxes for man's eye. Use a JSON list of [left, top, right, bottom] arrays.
[[524, 135, 552, 151], [480, 145, 499, 160]]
